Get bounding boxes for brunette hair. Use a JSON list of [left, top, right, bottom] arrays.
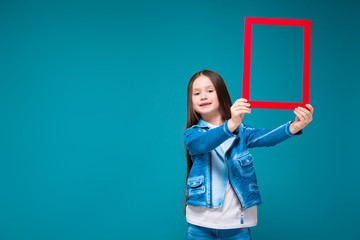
[[182, 70, 232, 216]]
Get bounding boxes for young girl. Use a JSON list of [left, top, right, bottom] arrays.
[[183, 70, 314, 240]]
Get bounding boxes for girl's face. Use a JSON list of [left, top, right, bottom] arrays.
[[192, 75, 220, 119]]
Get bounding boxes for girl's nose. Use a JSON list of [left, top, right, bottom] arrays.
[[201, 93, 207, 99]]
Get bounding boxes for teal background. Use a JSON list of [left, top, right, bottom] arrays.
[[0, 0, 358, 239]]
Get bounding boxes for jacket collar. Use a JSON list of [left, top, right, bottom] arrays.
[[196, 119, 210, 128]]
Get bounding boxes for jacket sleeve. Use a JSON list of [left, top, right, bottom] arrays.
[[243, 121, 303, 148], [184, 119, 237, 155]]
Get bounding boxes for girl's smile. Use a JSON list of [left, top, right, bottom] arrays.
[[200, 102, 212, 107]]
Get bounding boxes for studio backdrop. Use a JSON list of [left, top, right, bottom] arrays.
[[0, 0, 358, 239]]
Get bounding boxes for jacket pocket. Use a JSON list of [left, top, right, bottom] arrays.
[[187, 175, 205, 195], [237, 153, 255, 177]]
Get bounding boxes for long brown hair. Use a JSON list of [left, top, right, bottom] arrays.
[[182, 70, 232, 216]]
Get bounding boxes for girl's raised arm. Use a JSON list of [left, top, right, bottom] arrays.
[[243, 121, 302, 148], [184, 119, 236, 155]]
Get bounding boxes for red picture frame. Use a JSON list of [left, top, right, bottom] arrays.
[[242, 17, 311, 110]]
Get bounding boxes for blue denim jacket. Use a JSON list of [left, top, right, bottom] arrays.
[[184, 119, 302, 215]]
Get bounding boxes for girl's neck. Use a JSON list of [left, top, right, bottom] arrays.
[[201, 114, 224, 127]]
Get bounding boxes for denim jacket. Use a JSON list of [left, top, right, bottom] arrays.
[[184, 119, 302, 218]]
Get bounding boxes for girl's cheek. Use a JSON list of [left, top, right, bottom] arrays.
[[192, 102, 197, 110]]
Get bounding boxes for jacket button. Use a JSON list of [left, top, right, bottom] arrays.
[[193, 182, 196, 185], [246, 159, 249, 162]]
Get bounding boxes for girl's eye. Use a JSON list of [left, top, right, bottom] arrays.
[[208, 90, 214, 93], [194, 93, 200, 96]]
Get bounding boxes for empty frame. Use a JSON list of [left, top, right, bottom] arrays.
[[242, 17, 311, 110]]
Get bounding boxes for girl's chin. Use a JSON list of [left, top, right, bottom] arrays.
[[198, 109, 211, 114], [195, 108, 220, 116], [199, 110, 217, 116]]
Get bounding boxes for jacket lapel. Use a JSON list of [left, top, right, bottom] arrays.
[[214, 145, 225, 162]]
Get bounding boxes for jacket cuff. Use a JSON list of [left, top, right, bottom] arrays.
[[223, 119, 238, 137], [285, 121, 303, 136]]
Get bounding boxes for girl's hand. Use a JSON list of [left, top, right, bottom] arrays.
[[230, 98, 251, 126], [290, 104, 314, 134]]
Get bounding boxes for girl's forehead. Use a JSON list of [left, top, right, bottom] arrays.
[[193, 76, 214, 90]]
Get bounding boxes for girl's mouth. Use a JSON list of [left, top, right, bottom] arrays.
[[200, 103, 211, 107]]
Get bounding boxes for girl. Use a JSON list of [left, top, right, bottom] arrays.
[[183, 70, 314, 240]]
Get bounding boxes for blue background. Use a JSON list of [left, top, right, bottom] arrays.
[[0, 0, 358, 239]]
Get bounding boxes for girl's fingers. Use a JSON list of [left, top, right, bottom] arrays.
[[306, 104, 314, 114], [294, 110, 305, 121], [233, 106, 251, 110], [233, 108, 251, 113], [296, 106, 311, 115], [233, 101, 251, 108], [294, 108, 309, 122], [234, 110, 251, 114], [233, 98, 248, 105], [233, 107, 251, 113], [296, 107, 312, 122], [299, 106, 311, 115]]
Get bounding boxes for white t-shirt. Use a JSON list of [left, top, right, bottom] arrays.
[[186, 121, 258, 229]]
